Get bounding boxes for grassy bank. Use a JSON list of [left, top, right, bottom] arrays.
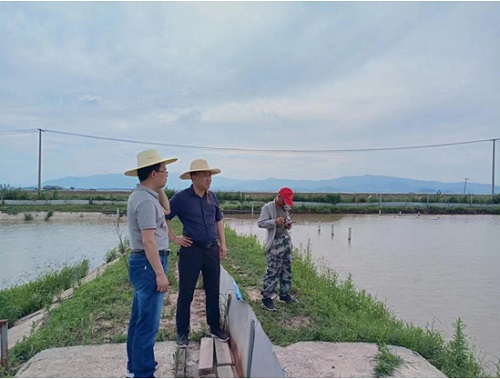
[[2, 202, 500, 216], [2, 222, 494, 377], [0, 261, 89, 326]]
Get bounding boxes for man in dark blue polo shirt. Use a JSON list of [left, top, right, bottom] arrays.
[[166, 158, 229, 348]]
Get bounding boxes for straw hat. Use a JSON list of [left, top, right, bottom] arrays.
[[180, 158, 221, 180], [124, 149, 178, 177]]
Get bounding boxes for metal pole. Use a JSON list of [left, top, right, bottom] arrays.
[[246, 320, 256, 378], [492, 139, 496, 199], [37, 129, 43, 195], [463, 178, 469, 196], [0, 319, 8, 371]]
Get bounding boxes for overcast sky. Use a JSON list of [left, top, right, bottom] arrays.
[[1, 2, 499, 188]]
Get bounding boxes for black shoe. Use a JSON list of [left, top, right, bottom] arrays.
[[177, 334, 189, 348], [279, 294, 298, 303], [262, 297, 276, 311], [210, 328, 230, 342]]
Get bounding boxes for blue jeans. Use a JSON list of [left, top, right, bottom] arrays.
[[126, 254, 167, 378]]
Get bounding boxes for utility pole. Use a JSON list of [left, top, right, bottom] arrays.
[[492, 138, 496, 200], [38, 129, 43, 195], [463, 178, 469, 196]]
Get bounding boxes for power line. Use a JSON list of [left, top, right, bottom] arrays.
[[0, 129, 39, 135], [42, 129, 500, 154], [1, 127, 499, 154]]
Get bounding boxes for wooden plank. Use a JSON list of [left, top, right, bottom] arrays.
[[214, 339, 232, 366], [198, 337, 214, 375], [216, 365, 234, 378]]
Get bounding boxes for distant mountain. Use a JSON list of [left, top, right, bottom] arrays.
[[38, 173, 500, 195]]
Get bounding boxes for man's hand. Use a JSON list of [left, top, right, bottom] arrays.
[[156, 272, 169, 292], [276, 217, 285, 226], [219, 243, 228, 259], [174, 235, 193, 247]]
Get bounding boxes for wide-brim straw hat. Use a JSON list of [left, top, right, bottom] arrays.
[[180, 158, 221, 180], [124, 149, 178, 177]]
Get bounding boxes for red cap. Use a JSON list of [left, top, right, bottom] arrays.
[[278, 187, 294, 206]]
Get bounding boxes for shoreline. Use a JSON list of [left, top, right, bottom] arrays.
[[0, 211, 124, 221]]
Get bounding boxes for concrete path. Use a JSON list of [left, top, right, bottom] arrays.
[[15, 342, 179, 378], [274, 341, 446, 378], [14, 340, 446, 378]]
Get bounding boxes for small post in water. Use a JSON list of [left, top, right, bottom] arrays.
[[331, 224, 334, 237], [318, 223, 321, 233], [348, 227, 352, 241]]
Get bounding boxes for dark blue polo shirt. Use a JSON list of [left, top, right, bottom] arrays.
[[167, 184, 223, 243]]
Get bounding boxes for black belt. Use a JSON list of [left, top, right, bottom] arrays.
[[190, 240, 218, 249], [131, 249, 170, 256]]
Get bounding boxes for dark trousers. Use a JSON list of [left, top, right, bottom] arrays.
[[176, 244, 221, 337]]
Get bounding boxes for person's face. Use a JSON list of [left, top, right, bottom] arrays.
[[153, 163, 169, 188], [192, 171, 212, 191], [275, 195, 286, 207]]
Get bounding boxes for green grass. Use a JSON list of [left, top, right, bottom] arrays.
[[2, 201, 500, 217], [6, 260, 132, 375], [374, 344, 404, 377], [0, 261, 89, 326], [44, 210, 54, 220], [2, 221, 492, 378]]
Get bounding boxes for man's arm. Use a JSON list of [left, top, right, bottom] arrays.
[[166, 220, 192, 247], [217, 220, 227, 259], [257, 203, 281, 229], [141, 228, 169, 292], [158, 189, 171, 215]]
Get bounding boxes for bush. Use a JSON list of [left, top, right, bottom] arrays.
[[45, 210, 54, 221]]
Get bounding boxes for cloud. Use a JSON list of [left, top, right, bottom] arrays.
[[1, 2, 499, 186]]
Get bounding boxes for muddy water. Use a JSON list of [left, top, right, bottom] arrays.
[[225, 213, 500, 372], [0, 220, 120, 289], [1, 214, 498, 372]]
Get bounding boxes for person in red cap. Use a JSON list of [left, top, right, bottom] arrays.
[[257, 187, 297, 311]]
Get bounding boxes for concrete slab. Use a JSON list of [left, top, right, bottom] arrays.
[[8, 310, 46, 346], [15, 342, 178, 378], [273, 342, 447, 378]]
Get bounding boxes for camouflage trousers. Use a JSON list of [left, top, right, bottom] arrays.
[[262, 234, 293, 300]]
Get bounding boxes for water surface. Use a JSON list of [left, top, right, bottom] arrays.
[[225, 214, 500, 372], [0, 220, 120, 289]]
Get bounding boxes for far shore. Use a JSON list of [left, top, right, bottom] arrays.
[[0, 211, 123, 221]]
